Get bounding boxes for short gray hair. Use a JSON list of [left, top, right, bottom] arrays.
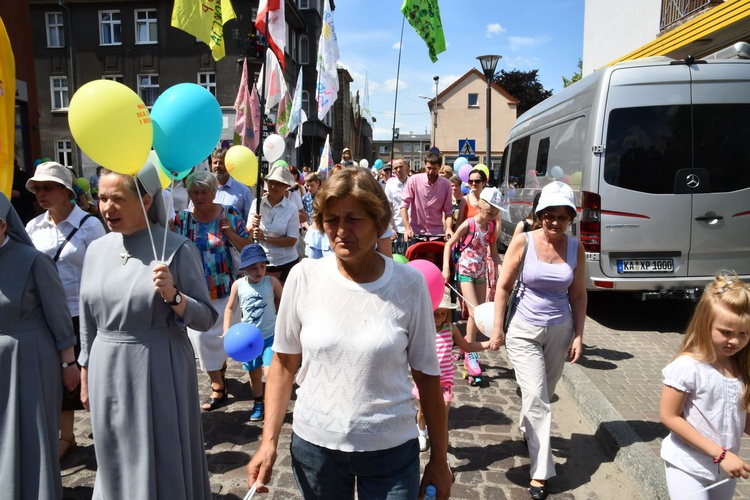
[[186, 170, 219, 196]]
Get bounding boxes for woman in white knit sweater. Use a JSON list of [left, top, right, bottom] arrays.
[[247, 167, 452, 499]]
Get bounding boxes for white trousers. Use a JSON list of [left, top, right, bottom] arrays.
[[505, 316, 573, 480], [187, 295, 230, 372], [665, 461, 736, 499]]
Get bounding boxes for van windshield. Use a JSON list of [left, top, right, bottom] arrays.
[[604, 104, 750, 194]]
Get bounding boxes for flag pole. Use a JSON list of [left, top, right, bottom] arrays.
[[389, 16, 405, 166], [255, 11, 270, 214]]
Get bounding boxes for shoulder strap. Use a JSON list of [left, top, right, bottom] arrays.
[[518, 233, 529, 283], [53, 214, 93, 262], [458, 218, 476, 251]]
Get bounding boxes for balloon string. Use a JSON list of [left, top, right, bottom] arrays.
[[448, 282, 477, 309], [134, 176, 158, 263], [161, 174, 175, 262]]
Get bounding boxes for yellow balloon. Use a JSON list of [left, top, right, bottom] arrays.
[[225, 145, 259, 187], [474, 163, 490, 179], [68, 80, 153, 175], [151, 151, 172, 190]]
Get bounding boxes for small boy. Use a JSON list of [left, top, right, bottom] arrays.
[[224, 243, 282, 421]]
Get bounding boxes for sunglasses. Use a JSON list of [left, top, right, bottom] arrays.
[[34, 184, 64, 192], [541, 213, 570, 223], [468, 179, 484, 185]]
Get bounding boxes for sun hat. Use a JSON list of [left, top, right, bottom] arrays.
[[479, 187, 504, 210], [240, 243, 269, 268], [342, 147, 351, 153], [265, 163, 295, 187], [26, 161, 75, 195], [535, 181, 576, 214], [382, 163, 392, 170], [437, 286, 457, 310]]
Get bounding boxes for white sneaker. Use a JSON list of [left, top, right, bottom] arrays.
[[418, 429, 430, 452]]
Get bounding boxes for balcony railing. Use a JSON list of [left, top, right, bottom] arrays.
[[660, 0, 724, 31]]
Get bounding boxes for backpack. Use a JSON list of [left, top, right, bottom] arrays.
[[451, 218, 495, 264]]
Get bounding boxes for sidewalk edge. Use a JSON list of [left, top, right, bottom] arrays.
[[560, 363, 669, 500]]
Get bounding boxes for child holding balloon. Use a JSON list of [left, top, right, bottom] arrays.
[[224, 244, 282, 421], [413, 287, 490, 452]]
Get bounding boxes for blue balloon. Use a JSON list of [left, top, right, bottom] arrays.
[[223, 324, 264, 362], [151, 83, 222, 174], [461, 183, 470, 195], [373, 159, 384, 171], [454, 157, 469, 169]]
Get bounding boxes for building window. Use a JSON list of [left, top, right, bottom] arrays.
[[404, 143, 412, 153], [137, 74, 159, 106], [50, 77, 69, 110], [135, 9, 158, 44], [301, 90, 309, 117], [102, 74, 124, 83], [379, 145, 389, 154], [46, 12, 65, 48], [468, 93, 479, 107], [198, 72, 216, 97], [99, 10, 122, 45], [299, 35, 309, 65], [298, 0, 310, 8], [290, 30, 297, 62], [55, 139, 73, 167]]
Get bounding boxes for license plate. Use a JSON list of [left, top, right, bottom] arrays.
[[617, 259, 674, 273]]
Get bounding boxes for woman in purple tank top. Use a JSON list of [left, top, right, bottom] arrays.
[[489, 181, 587, 500]]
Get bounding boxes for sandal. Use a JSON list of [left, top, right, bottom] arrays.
[[202, 386, 228, 411], [59, 435, 77, 461]]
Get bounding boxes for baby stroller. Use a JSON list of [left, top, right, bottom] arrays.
[[404, 238, 483, 386]]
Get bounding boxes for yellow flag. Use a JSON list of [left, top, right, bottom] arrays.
[[0, 17, 16, 198], [171, 0, 237, 61]]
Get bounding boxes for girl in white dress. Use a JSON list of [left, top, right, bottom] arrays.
[[660, 273, 750, 499]]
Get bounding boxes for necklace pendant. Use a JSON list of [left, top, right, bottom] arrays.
[[120, 251, 132, 265]]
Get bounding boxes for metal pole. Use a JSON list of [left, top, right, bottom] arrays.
[[255, 11, 271, 214], [432, 76, 438, 147], [485, 78, 491, 172], [390, 16, 405, 165]]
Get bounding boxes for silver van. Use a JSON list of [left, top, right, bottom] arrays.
[[498, 50, 750, 299]]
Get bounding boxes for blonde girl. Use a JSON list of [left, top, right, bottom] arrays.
[[660, 273, 750, 499], [413, 287, 490, 451]]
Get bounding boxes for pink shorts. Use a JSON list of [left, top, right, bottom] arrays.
[[412, 382, 454, 403]]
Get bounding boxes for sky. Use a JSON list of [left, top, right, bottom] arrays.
[[333, 0, 584, 141]]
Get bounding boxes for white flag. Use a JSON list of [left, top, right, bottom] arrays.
[[260, 49, 287, 113], [316, 0, 339, 120], [287, 69, 304, 134], [319, 134, 333, 172], [295, 109, 307, 149]]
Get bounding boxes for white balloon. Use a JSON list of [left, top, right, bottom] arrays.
[[473, 302, 495, 335], [359, 159, 369, 169], [263, 134, 285, 163]]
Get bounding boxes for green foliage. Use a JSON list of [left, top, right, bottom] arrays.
[[563, 59, 583, 88], [493, 69, 553, 117]]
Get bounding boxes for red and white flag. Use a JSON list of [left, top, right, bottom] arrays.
[[255, 0, 286, 70], [260, 49, 288, 114]]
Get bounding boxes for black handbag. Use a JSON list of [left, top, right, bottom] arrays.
[[503, 233, 529, 331]]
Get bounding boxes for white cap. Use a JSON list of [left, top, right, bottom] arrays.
[[536, 181, 576, 214], [479, 187, 504, 209]]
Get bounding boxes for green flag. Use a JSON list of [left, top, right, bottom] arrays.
[[401, 0, 446, 63]]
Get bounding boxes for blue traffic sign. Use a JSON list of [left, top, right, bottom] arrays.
[[458, 139, 476, 158]]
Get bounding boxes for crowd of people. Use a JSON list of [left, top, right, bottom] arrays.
[[3, 148, 750, 500]]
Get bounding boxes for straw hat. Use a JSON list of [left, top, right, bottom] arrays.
[[26, 161, 75, 196], [437, 286, 457, 310]]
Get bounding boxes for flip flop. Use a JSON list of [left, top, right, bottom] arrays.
[[59, 435, 77, 461], [202, 387, 228, 411]]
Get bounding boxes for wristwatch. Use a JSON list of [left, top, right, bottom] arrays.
[[166, 290, 182, 306], [61, 361, 75, 369]]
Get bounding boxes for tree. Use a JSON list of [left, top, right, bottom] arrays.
[[493, 69, 553, 117], [563, 59, 582, 88]]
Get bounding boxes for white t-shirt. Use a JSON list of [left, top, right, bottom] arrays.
[[660, 355, 747, 481], [384, 176, 407, 233], [274, 253, 439, 452], [249, 196, 300, 267]]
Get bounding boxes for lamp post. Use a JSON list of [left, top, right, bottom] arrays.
[[432, 76, 439, 148], [477, 55, 501, 178]]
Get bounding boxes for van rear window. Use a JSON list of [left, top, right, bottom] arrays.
[[604, 104, 750, 194], [604, 105, 691, 194], [508, 136, 530, 188]]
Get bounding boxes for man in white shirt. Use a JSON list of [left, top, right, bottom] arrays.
[[384, 158, 409, 255], [210, 148, 255, 224]]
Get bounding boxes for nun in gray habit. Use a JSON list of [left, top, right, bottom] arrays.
[[0, 192, 79, 499], [78, 164, 218, 499]]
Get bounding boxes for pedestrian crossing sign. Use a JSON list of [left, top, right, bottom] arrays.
[[458, 139, 476, 158]]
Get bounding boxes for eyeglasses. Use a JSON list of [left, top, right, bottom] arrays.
[[541, 213, 570, 223], [468, 179, 484, 185]]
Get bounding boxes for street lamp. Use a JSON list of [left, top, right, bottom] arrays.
[[477, 55, 501, 178], [418, 76, 439, 150]]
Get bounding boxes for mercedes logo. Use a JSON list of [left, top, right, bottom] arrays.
[[686, 173, 700, 189]]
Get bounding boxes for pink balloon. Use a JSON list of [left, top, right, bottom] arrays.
[[407, 259, 444, 310], [458, 163, 474, 183]]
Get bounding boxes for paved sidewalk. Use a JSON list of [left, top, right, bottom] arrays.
[[562, 293, 750, 499], [61, 335, 638, 499]]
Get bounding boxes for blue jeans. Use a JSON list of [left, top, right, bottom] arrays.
[[290, 433, 420, 500], [392, 233, 407, 256]]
